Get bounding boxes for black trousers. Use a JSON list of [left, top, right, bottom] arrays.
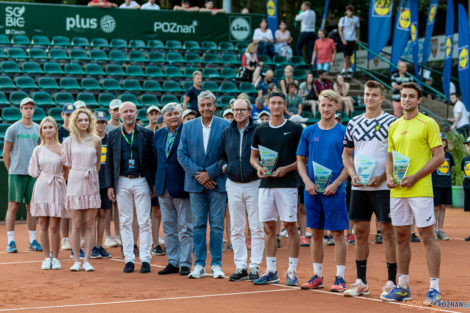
[[296, 31, 316, 63]]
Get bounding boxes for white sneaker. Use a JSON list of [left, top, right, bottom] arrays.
[[188, 265, 206, 278], [61, 237, 71, 250], [380, 280, 396, 299], [344, 279, 369, 297], [51, 258, 62, 270], [80, 239, 85, 248], [104, 237, 115, 248], [41, 258, 52, 270], [114, 237, 122, 247], [158, 237, 165, 245], [70, 261, 81, 271], [305, 231, 312, 238], [280, 229, 289, 238], [211, 265, 225, 279], [82, 262, 94, 272]]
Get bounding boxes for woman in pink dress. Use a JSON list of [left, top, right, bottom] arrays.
[[62, 107, 101, 272], [29, 116, 68, 271]]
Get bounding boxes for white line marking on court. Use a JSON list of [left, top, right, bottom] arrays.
[[273, 284, 463, 313], [0, 251, 33, 254], [0, 259, 71, 265], [0, 288, 296, 312]]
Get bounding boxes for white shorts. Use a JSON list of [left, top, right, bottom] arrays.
[[390, 197, 435, 228], [258, 188, 298, 223]]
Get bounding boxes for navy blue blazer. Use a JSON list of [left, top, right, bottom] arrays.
[[177, 116, 230, 193], [154, 123, 188, 199]]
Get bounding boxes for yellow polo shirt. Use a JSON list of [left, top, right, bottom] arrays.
[[388, 113, 442, 198]]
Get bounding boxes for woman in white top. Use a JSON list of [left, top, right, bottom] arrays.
[[119, 0, 140, 8], [275, 21, 293, 59], [252, 19, 275, 58], [333, 74, 355, 116]]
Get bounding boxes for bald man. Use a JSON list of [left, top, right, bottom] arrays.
[[104, 102, 156, 274]]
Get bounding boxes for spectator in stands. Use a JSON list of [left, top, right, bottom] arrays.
[[295, 1, 316, 64], [199, 0, 225, 14], [241, 43, 263, 87], [312, 29, 336, 74], [223, 109, 234, 122], [251, 96, 270, 122], [280, 65, 299, 96], [177, 91, 230, 279], [257, 70, 277, 97], [88, 0, 117, 8], [174, 0, 199, 11], [4, 98, 42, 254], [182, 109, 196, 123], [253, 19, 275, 58], [264, 83, 280, 104], [333, 74, 354, 116], [258, 111, 270, 123], [106, 100, 122, 134], [59, 104, 75, 144], [391, 61, 413, 117], [120, 0, 140, 8], [299, 72, 317, 114], [74, 101, 86, 109], [313, 70, 332, 99], [338, 5, 360, 78], [141, 0, 160, 10], [183, 71, 203, 116], [275, 21, 293, 59], [423, 77, 434, 100], [241, 8, 249, 14], [450, 94, 470, 137], [285, 82, 303, 116]]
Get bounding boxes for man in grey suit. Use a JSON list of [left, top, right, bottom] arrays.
[[178, 91, 230, 279]]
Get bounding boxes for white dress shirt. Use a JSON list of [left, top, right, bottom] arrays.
[[141, 2, 160, 10], [202, 118, 213, 154], [295, 9, 316, 33]]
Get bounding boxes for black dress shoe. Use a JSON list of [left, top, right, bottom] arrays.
[[158, 263, 179, 275], [180, 266, 190, 276], [123, 262, 134, 273], [140, 262, 151, 273]]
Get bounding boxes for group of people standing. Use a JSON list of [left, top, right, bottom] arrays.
[[4, 79, 445, 306]]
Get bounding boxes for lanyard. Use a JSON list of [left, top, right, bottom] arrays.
[[166, 130, 177, 157], [121, 127, 135, 159]]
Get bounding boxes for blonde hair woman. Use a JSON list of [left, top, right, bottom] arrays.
[[280, 65, 299, 96], [62, 107, 101, 272], [28, 116, 68, 270], [241, 43, 263, 87]]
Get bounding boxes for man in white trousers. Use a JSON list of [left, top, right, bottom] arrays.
[[218, 99, 264, 281]]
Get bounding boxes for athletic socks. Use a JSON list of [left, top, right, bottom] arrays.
[[7, 231, 14, 242], [266, 257, 277, 273], [430, 278, 440, 291], [336, 265, 346, 279], [387, 263, 397, 285], [288, 257, 298, 273], [28, 230, 36, 243], [313, 263, 323, 277], [356, 260, 367, 284], [398, 274, 409, 288]]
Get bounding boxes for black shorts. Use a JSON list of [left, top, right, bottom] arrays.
[[433, 187, 452, 206], [465, 189, 470, 212], [151, 196, 159, 207], [343, 41, 356, 57], [298, 186, 304, 204], [100, 188, 112, 210], [349, 190, 391, 223]]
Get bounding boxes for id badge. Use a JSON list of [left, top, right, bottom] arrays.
[[128, 159, 135, 169]]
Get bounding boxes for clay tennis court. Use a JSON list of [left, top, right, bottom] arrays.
[[1, 208, 469, 313]]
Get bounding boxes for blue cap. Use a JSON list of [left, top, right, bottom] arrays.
[[62, 103, 76, 114], [441, 132, 447, 140], [94, 111, 108, 122]]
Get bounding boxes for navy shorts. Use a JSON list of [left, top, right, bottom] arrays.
[[100, 188, 112, 210], [433, 187, 452, 206], [305, 191, 349, 231]]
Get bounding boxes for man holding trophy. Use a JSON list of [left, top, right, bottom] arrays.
[[341, 81, 398, 298], [296, 89, 349, 292], [250, 92, 303, 286], [382, 82, 444, 306]]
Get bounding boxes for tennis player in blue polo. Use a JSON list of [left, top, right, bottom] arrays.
[[296, 89, 349, 292]]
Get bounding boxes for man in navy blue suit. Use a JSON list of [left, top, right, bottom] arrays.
[[154, 102, 193, 277], [178, 91, 230, 279]]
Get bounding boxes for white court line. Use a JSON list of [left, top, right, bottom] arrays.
[[0, 259, 71, 265], [274, 284, 463, 313], [0, 251, 34, 255], [0, 288, 295, 312]]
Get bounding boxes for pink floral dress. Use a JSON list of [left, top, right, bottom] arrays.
[[62, 137, 101, 210], [28, 145, 69, 218]]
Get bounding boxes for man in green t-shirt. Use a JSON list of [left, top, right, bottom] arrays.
[[382, 83, 444, 306]]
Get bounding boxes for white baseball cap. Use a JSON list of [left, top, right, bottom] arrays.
[[74, 100, 86, 108], [182, 109, 197, 119], [147, 105, 161, 114], [223, 109, 234, 117], [289, 114, 308, 123], [20, 97, 34, 107], [109, 99, 122, 110]]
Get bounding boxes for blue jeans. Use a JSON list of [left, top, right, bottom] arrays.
[[317, 62, 331, 74], [257, 41, 275, 58], [190, 190, 227, 267]]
